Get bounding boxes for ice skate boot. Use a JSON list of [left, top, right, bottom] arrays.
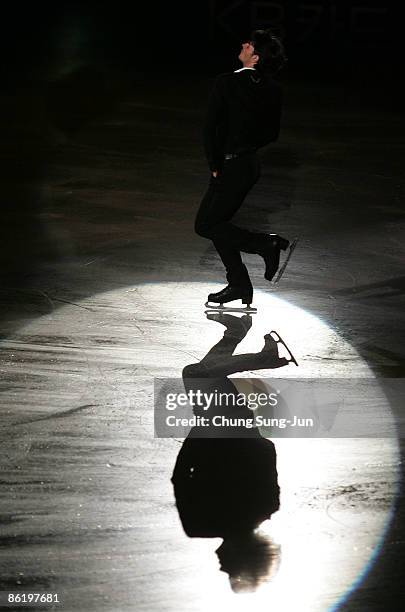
[[273, 238, 299, 284], [205, 285, 256, 312], [205, 265, 257, 313], [259, 234, 298, 283]]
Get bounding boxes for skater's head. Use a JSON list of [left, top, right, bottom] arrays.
[[238, 40, 260, 69], [239, 29, 287, 75]]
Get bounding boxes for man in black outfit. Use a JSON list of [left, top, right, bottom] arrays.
[[195, 29, 290, 307]]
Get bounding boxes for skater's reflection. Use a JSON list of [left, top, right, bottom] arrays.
[[171, 313, 296, 592], [216, 531, 280, 593]]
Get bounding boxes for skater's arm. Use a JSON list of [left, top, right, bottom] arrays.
[[203, 75, 227, 172]]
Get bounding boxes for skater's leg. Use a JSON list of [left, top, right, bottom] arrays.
[[195, 164, 256, 298], [195, 173, 248, 281], [195, 156, 261, 295], [195, 154, 284, 262], [195, 154, 261, 251], [195, 153, 292, 284]]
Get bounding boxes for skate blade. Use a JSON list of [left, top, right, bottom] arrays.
[[269, 330, 298, 366], [205, 302, 257, 314], [272, 237, 299, 284]]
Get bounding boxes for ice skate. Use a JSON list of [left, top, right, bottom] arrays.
[[258, 234, 298, 283], [272, 238, 299, 284], [205, 285, 257, 313], [264, 330, 298, 366], [258, 234, 290, 282], [205, 265, 257, 313]]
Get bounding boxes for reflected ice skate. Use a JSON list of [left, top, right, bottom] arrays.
[[205, 312, 253, 336], [265, 330, 298, 366]]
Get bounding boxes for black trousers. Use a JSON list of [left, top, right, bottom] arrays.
[[195, 151, 266, 285]]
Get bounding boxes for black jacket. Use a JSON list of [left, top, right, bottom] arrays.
[[203, 69, 282, 171]]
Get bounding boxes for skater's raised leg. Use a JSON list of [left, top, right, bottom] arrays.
[[195, 155, 294, 293]]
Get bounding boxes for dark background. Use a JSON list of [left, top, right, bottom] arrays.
[[1, 0, 403, 281], [1, 1, 402, 87]]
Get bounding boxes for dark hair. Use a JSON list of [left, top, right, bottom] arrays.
[[250, 29, 287, 75]]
